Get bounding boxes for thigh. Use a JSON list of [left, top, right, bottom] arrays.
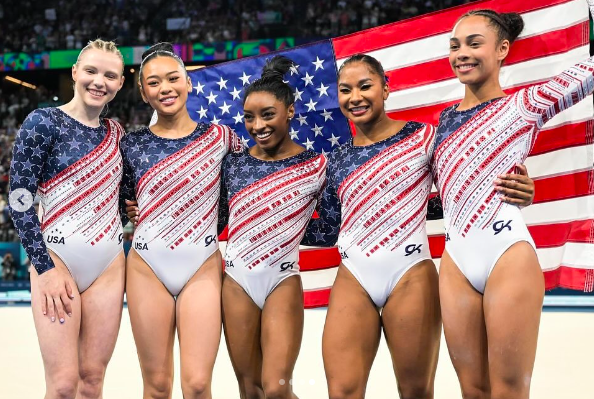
[[30, 253, 82, 382], [484, 242, 544, 398], [221, 273, 263, 387], [177, 251, 223, 380], [439, 250, 490, 396], [261, 275, 304, 388], [78, 251, 125, 371], [382, 259, 441, 399], [322, 265, 381, 398], [126, 249, 176, 381]]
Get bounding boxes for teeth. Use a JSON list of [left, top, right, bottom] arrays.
[[457, 64, 477, 70], [351, 106, 368, 112], [161, 97, 175, 104], [88, 89, 105, 96], [256, 132, 272, 139]]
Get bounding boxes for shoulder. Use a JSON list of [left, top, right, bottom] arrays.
[[21, 108, 55, 129]]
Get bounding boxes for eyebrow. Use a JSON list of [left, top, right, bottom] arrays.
[[145, 70, 181, 80], [338, 78, 372, 87], [450, 33, 485, 42], [244, 106, 277, 113]]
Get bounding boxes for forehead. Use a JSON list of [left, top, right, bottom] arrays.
[[338, 61, 379, 82], [143, 55, 184, 74], [244, 90, 283, 109], [78, 48, 123, 72], [451, 15, 494, 38]]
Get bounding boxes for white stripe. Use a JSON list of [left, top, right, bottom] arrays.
[[336, 0, 588, 70], [384, 47, 590, 112], [540, 97, 593, 130], [524, 144, 593, 179], [522, 195, 594, 225], [536, 242, 594, 271], [301, 266, 338, 290]]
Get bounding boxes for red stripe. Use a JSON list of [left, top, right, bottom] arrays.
[[528, 219, 594, 248], [544, 266, 593, 291], [332, 0, 573, 59], [531, 120, 593, 155], [304, 288, 332, 308], [533, 171, 593, 204], [300, 247, 342, 271], [385, 22, 588, 92]]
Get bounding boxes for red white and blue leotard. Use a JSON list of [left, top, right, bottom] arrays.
[[304, 122, 436, 307], [434, 57, 594, 293], [9, 108, 124, 292], [219, 149, 326, 309], [120, 123, 242, 296]]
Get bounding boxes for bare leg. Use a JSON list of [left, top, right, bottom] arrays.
[[221, 274, 264, 399], [382, 259, 441, 399], [126, 249, 176, 399], [77, 251, 125, 399], [322, 265, 381, 399], [484, 242, 544, 399], [177, 251, 223, 399], [440, 250, 491, 399], [31, 252, 81, 399], [260, 275, 303, 399]]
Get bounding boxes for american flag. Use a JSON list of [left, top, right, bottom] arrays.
[[188, 0, 594, 308]]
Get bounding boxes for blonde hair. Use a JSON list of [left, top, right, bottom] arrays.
[[75, 39, 124, 73]]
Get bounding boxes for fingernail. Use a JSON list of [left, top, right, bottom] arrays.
[[43, 311, 46, 315], [68, 313, 72, 317], [494, 179, 502, 184], [60, 318, 65, 323], [51, 317, 55, 322]]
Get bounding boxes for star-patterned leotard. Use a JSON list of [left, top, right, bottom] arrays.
[[219, 149, 326, 309], [304, 121, 436, 307], [9, 107, 125, 292], [120, 123, 242, 296], [433, 57, 594, 293]]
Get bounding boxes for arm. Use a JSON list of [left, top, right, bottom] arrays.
[[119, 144, 137, 226], [220, 124, 244, 154], [301, 169, 341, 247], [217, 156, 230, 236]]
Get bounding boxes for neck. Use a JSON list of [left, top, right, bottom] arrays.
[[152, 111, 196, 138], [459, 74, 506, 109], [59, 98, 103, 127], [251, 135, 303, 161], [353, 112, 401, 145]]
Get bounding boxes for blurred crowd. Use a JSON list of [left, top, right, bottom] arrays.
[[0, 0, 474, 54]]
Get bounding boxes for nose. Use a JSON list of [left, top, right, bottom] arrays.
[[159, 81, 172, 94], [92, 74, 106, 88], [252, 116, 265, 131], [456, 45, 469, 61], [349, 88, 363, 104]]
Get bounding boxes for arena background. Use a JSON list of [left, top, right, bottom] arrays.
[[0, 0, 593, 397]]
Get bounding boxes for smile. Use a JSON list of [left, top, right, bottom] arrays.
[[255, 131, 272, 140], [349, 105, 369, 116], [87, 89, 106, 97], [159, 96, 177, 105], [456, 63, 478, 71]]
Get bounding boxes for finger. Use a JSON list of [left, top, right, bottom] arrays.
[[47, 296, 56, 322], [41, 294, 47, 316], [496, 186, 531, 199], [65, 280, 75, 299], [515, 163, 528, 176], [60, 292, 73, 317], [125, 199, 133, 204], [499, 173, 530, 183], [53, 297, 65, 324], [500, 196, 525, 205]]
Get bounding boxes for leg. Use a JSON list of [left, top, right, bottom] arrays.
[[77, 251, 126, 399], [221, 273, 264, 399], [439, 250, 491, 399], [484, 242, 544, 399], [126, 249, 176, 399], [323, 265, 381, 399], [261, 275, 304, 399], [382, 260, 441, 399], [177, 251, 223, 399], [31, 252, 82, 399]]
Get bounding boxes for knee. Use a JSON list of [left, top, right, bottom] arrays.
[[237, 378, 264, 399], [78, 367, 105, 398], [144, 372, 173, 399], [460, 386, 490, 399], [48, 373, 79, 399], [181, 374, 211, 398], [262, 377, 291, 399], [397, 377, 434, 399], [327, 380, 361, 399], [490, 375, 531, 399]]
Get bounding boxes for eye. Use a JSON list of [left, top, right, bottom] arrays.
[[169, 76, 179, 82], [339, 88, 350, 94], [85, 68, 95, 74], [263, 112, 275, 119], [470, 42, 480, 47], [147, 80, 158, 86], [360, 84, 371, 90], [449, 44, 459, 51], [244, 114, 254, 122]]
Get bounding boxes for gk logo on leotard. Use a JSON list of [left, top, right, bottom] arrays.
[[280, 261, 295, 271], [405, 244, 422, 256], [205, 235, 217, 247], [493, 220, 512, 235], [118, 233, 123, 245]]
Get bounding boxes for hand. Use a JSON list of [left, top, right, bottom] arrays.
[[125, 199, 139, 226], [37, 267, 75, 323], [494, 164, 535, 207]]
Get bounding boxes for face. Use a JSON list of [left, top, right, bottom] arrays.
[[449, 15, 510, 86], [139, 56, 192, 116], [243, 91, 294, 151], [337, 61, 388, 125], [72, 48, 124, 109]]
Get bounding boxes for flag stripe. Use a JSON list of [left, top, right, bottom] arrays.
[[533, 171, 593, 203], [332, 0, 578, 59], [531, 120, 593, 155]]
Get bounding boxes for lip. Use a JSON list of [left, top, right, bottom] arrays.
[[455, 63, 478, 73], [349, 105, 369, 116], [159, 96, 177, 106], [253, 131, 273, 141], [87, 88, 107, 98]]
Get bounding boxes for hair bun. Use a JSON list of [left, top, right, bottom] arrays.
[[500, 13, 524, 43], [141, 42, 175, 61], [260, 55, 293, 82]]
